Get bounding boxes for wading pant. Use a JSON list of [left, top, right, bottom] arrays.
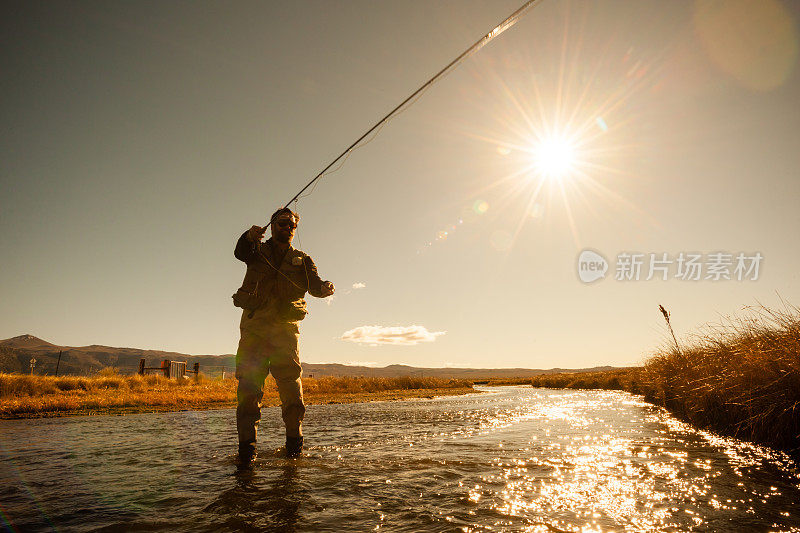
[[236, 316, 305, 452]]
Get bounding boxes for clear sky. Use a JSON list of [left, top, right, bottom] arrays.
[[2, 0, 799, 368]]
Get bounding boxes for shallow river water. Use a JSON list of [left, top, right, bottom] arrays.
[[2, 386, 799, 532]]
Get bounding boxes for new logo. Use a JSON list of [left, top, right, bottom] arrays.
[[577, 249, 608, 283]]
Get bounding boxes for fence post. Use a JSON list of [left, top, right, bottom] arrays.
[[161, 359, 170, 378], [138, 359, 145, 375], [193, 362, 200, 381], [55, 351, 63, 377]]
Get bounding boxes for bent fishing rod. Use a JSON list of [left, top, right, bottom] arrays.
[[264, 0, 540, 228]]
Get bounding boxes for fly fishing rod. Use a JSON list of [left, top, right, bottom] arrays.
[[265, 0, 540, 228]]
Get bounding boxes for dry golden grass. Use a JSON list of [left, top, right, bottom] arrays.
[[0, 370, 473, 418], [0, 369, 236, 416], [299, 375, 471, 394]]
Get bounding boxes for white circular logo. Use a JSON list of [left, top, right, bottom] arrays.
[[577, 250, 608, 283]]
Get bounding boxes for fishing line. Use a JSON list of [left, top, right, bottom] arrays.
[[265, 0, 541, 228]]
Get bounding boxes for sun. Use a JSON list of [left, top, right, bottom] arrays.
[[533, 136, 577, 180]]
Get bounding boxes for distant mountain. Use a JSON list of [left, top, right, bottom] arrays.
[[0, 334, 233, 376], [1, 333, 60, 352], [0, 334, 618, 379], [300, 363, 619, 380]]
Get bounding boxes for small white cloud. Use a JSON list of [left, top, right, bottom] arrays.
[[352, 282, 366, 289], [340, 325, 445, 346], [345, 360, 380, 367]]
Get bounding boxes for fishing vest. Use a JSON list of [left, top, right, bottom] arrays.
[[233, 241, 312, 321]]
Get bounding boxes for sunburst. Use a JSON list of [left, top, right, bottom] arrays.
[[444, 7, 671, 250], [529, 134, 579, 182]]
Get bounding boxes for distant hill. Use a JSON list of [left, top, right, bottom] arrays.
[[0, 334, 618, 379], [299, 363, 619, 380], [0, 334, 233, 376]]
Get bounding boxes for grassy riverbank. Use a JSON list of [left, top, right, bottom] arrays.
[[530, 307, 800, 453], [529, 368, 643, 391], [0, 370, 474, 418]]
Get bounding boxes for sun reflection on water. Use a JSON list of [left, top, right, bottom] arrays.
[[437, 388, 800, 532]]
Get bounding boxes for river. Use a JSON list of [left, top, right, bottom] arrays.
[[1, 386, 799, 532]]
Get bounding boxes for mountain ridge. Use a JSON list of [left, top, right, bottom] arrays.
[[0, 334, 620, 379]]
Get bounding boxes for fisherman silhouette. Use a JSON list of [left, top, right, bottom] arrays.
[[232, 207, 334, 466]]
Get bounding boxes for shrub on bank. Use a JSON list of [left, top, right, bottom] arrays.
[[529, 368, 641, 392], [485, 378, 533, 386]]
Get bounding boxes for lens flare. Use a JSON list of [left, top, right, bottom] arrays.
[[473, 200, 490, 214]]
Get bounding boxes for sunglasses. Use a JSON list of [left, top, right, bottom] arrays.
[[275, 219, 297, 230]]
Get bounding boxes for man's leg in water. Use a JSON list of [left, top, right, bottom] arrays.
[[235, 330, 271, 459], [271, 359, 305, 438], [267, 321, 305, 439]]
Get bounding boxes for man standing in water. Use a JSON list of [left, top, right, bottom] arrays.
[[232, 207, 334, 465]]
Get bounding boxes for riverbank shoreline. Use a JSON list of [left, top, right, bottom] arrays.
[[0, 372, 476, 420], [0, 387, 477, 420]]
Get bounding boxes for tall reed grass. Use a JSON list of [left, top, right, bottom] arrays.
[[640, 305, 800, 452]]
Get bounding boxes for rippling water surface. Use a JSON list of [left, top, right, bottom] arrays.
[[2, 387, 799, 532]]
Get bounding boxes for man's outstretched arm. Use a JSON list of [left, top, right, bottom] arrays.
[[304, 256, 334, 297]]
